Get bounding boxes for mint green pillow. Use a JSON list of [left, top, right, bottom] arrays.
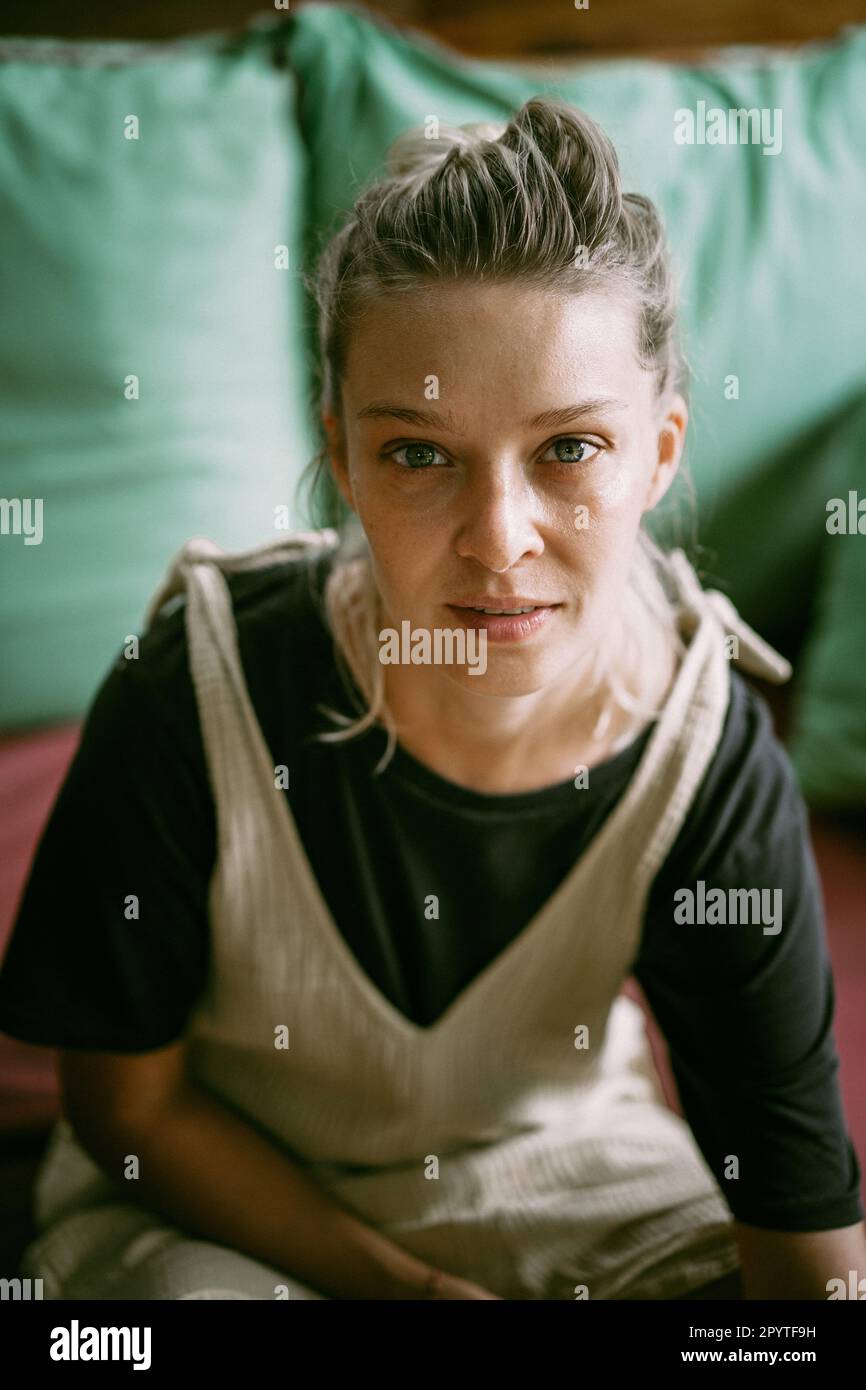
[[0, 29, 313, 726], [279, 5, 866, 805]]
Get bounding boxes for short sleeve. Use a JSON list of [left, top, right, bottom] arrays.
[[635, 674, 864, 1233], [0, 617, 215, 1053]]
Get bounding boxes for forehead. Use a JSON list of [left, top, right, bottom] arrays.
[[341, 281, 649, 416]]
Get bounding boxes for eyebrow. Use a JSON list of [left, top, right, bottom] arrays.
[[356, 398, 626, 432]]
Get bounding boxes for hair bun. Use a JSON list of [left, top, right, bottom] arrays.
[[385, 119, 508, 179]]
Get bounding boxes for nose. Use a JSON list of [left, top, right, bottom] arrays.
[[453, 464, 545, 572]]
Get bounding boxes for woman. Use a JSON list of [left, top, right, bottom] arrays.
[[0, 97, 863, 1301]]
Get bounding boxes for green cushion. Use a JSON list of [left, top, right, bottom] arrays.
[[0, 29, 314, 726], [280, 4, 866, 805], [788, 394, 866, 810]]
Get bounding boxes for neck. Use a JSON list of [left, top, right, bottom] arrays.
[[382, 649, 643, 794]]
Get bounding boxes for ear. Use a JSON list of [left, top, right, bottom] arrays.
[[642, 391, 688, 514], [322, 411, 354, 512]]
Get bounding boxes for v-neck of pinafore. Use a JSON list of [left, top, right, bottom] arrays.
[[268, 634, 712, 1045], [158, 534, 785, 1052]]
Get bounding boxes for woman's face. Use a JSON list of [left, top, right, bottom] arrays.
[[325, 281, 686, 698]]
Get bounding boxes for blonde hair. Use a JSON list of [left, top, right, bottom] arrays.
[[300, 96, 691, 771]]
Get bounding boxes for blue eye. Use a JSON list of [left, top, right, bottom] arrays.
[[389, 442, 447, 469], [543, 437, 600, 465]]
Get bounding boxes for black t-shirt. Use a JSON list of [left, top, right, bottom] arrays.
[[0, 548, 861, 1234]]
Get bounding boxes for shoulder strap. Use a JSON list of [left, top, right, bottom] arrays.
[[139, 532, 340, 856], [142, 530, 339, 633]]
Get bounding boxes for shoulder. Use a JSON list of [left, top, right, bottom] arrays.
[[142, 539, 336, 672], [132, 537, 341, 742], [658, 667, 810, 882], [144, 539, 335, 646], [639, 665, 827, 1004], [225, 542, 337, 654]]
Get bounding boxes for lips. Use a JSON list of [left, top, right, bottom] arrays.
[[446, 601, 560, 643], [469, 605, 538, 615], [450, 598, 560, 612]]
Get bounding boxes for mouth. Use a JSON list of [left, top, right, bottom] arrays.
[[446, 599, 561, 642]]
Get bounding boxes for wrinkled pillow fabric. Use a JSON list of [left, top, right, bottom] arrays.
[[0, 30, 313, 725]]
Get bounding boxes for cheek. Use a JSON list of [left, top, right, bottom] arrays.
[[352, 460, 452, 533], [561, 470, 639, 552], [592, 469, 636, 511], [354, 499, 433, 608], [560, 475, 644, 609]]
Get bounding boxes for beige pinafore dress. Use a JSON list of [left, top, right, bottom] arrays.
[[21, 531, 793, 1301]]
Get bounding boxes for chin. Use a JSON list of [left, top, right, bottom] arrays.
[[442, 655, 563, 698]]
